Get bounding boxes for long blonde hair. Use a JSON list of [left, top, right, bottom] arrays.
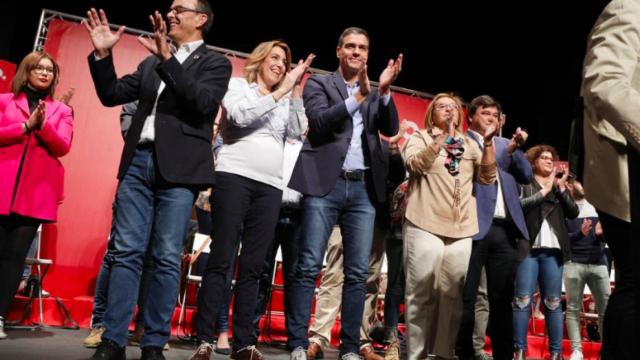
[[243, 40, 292, 91], [11, 51, 59, 98]]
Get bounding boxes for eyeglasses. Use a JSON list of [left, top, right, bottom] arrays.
[[434, 103, 459, 111], [32, 65, 55, 75], [538, 155, 554, 161], [168, 5, 205, 15]]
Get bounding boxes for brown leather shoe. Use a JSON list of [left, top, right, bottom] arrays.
[[307, 342, 324, 360], [231, 345, 264, 360], [360, 344, 384, 360], [189, 342, 213, 360]]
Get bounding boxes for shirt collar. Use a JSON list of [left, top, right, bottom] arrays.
[[176, 39, 204, 54]]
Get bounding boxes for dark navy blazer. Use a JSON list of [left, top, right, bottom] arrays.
[[289, 71, 399, 203], [468, 133, 532, 240]]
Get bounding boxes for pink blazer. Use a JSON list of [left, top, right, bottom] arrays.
[[0, 92, 73, 222]]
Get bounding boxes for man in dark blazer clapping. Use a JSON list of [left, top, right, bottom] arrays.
[[84, 1, 231, 359], [286, 27, 402, 360], [456, 95, 532, 360]]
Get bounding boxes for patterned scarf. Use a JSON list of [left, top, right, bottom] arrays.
[[443, 136, 465, 176]]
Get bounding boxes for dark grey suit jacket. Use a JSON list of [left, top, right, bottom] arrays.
[[289, 71, 399, 202]]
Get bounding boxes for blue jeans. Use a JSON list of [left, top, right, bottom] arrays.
[[92, 240, 155, 328], [512, 248, 564, 353], [102, 148, 196, 348], [286, 178, 376, 355], [384, 235, 404, 334]]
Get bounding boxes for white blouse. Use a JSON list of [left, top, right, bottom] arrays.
[[216, 77, 307, 189]]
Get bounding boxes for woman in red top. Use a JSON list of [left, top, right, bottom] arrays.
[[0, 51, 73, 338]]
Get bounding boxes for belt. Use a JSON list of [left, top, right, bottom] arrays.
[[340, 169, 366, 181], [136, 142, 154, 151]]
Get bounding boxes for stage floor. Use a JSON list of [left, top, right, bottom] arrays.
[[0, 327, 551, 360], [0, 327, 341, 360]]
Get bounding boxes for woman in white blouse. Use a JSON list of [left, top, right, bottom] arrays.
[[191, 41, 314, 360]]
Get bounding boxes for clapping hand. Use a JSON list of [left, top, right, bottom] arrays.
[[282, 54, 315, 98], [378, 54, 403, 95], [138, 11, 172, 61], [27, 100, 46, 130]]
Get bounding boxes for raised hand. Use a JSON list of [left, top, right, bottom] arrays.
[[556, 163, 569, 191], [138, 11, 171, 61], [379, 53, 403, 95], [446, 113, 457, 137], [541, 170, 555, 196], [280, 54, 315, 98], [483, 123, 498, 144], [82, 8, 125, 58], [581, 219, 593, 236], [508, 126, 528, 153], [388, 121, 409, 152], [289, 54, 315, 84], [358, 64, 371, 97], [595, 221, 603, 236], [58, 88, 76, 106]]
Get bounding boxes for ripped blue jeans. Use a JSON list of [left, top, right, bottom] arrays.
[[512, 248, 564, 353]]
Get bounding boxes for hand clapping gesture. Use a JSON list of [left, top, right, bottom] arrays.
[[83, 8, 125, 58], [378, 54, 403, 95], [279, 54, 315, 99], [581, 219, 593, 236], [137, 11, 172, 61], [555, 163, 569, 191], [25, 100, 46, 132]]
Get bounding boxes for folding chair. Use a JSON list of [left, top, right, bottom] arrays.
[[177, 232, 211, 340], [8, 225, 77, 329]]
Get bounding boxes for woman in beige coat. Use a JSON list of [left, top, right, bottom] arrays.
[[402, 93, 496, 360]]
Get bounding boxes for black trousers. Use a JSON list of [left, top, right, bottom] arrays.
[[253, 206, 302, 337], [0, 214, 40, 317], [599, 145, 640, 360], [456, 220, 519, 360], [195, 172, 282, 351]]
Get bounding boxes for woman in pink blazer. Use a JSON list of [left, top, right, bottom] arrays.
[[0, 51, 73, 338]]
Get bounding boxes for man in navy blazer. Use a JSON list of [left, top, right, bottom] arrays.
[[84, 2, 231, 359], [456, 95, 532, 360], [286, 27, 402, 360]]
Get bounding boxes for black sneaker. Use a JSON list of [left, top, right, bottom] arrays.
[[92, 338, 126, 360], [141, 346, 165, 360]]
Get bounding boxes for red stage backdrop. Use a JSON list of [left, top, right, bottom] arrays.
[[0, 59, 16, 93], [37, 17, 432, 313]]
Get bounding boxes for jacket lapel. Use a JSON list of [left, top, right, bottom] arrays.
[[182, 43, 208, 72], [332, 71, 349, 100], [15, 93, 30, 117], [44, 97, 61, 120]]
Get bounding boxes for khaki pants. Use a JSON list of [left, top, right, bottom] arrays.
[[472, 268, 489, 355], [403, 222, 472, 360], [308, 226, 386, 348]]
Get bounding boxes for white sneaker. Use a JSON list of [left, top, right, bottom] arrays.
[[341, 352, 362, 360], [0, 316, 7, 339], [569, 350, 583, 360], [291, 346, 307, 360]]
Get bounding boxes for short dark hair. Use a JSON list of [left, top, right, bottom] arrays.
[[196, 0, 214, 34], [525, 144, 559, 164], [469, 95, 501, 116], [338, 27, 369, 47]]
